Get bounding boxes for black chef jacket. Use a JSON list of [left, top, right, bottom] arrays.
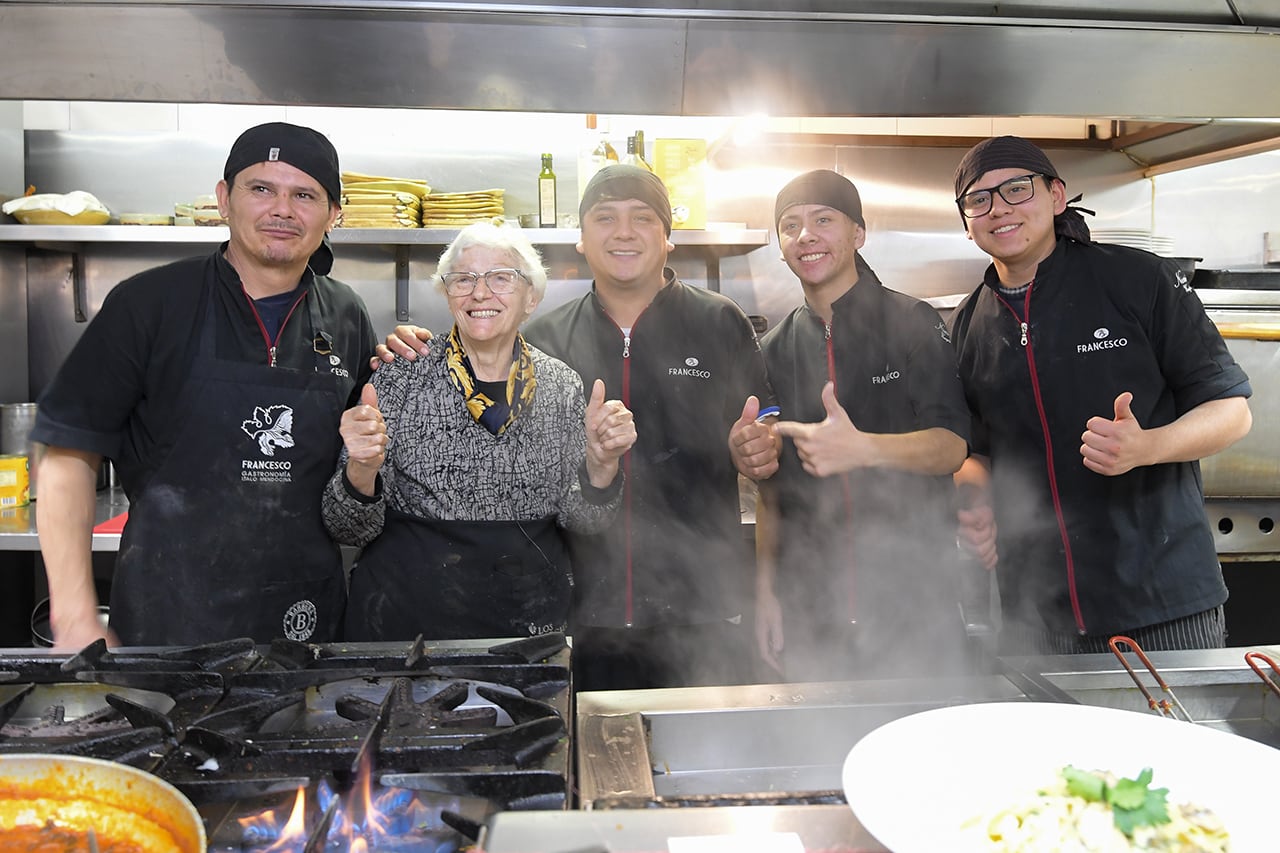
[[949, 237, 1251, 635], [523, 270, 776, 628], [761, 255, 971, 674]]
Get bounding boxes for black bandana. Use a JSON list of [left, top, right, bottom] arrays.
[[579, 164, 673, 235], [775, 169, 865, 229], [953, 135, 1093, 243]]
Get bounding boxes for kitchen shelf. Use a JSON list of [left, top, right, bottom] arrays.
[[0, 488, 128, 552], [0, 224, 770, 249], [0, 224, 770, 320]]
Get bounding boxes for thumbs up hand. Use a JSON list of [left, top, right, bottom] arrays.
[[729, 395, 780, 481], [340, 383, 387, 495], [774, 382, 869, 478], [1081, 391, 1147, 476], [584, 379, 636, 488]]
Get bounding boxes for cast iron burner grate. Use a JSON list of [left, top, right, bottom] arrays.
[[0, 633, 572, 847]]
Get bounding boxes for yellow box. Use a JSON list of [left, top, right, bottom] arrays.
[[653, 139, 707, 230], [0, 454, 30, 508]]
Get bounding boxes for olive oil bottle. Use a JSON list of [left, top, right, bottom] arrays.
[[538, 153, 557, 228]]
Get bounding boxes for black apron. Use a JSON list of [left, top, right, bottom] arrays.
[[111, 281, 346, 645], [344, 508, 571, 641]]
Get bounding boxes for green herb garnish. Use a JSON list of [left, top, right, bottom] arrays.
[[1061, 765, 1171, 837]]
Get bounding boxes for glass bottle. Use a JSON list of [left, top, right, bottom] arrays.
[[633, 130, 654, 172], [579, 115, 619, 201], [538, 153, 557, 228]]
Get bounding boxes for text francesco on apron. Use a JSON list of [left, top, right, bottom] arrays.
[[110, 279, 348, 645]]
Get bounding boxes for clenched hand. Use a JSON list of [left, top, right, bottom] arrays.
[[584, 379, 636, 488], [774, 382, 871, 478], [341, 383, 387, 495], [1081, 391, 1149, 476], [729, 396, 780, 480]]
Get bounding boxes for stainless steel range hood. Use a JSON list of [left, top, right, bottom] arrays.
[[2, 1, 1280, 170]]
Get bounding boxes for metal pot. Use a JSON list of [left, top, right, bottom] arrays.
[[1168, 256, 1201, 280], [0, 403, 38, 500], [0, 754, 206, 852]]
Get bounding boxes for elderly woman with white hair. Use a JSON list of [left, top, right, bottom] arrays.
[[323, 221, 636, 641]]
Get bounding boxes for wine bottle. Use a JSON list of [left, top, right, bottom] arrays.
[[579, 114, 619, 201], [538, 153, 557, 228], [624, 132, 655, 173], [633, 130, 654, 172]]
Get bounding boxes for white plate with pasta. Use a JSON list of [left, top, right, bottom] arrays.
[[842, 701, 1279, 852]]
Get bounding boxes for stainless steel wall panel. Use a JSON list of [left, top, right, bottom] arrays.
[[681, 17, 1280, 119], [0, 4, 689, 115], [3, 3, 1280, 123], [1, 103, 27, 403], [0, 101, 23, 203], [0, 247, 28, 403]]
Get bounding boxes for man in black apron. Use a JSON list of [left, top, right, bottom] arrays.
[[33, 122, 377, 648]]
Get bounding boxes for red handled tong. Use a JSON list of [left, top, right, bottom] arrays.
[[1108, 635, 1193, 722], [1245, 650, 1280, 700]]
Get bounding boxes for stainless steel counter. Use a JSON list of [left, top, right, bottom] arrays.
[[571, 647, 1280, 850], [0, 487, 128, 552], [575, 675, 1031, 809], [480, 804, 884, 852], [1001, 644, 1280, 748]]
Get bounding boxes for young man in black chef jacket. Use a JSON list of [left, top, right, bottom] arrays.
[[948, 135, 1252, 654], [33, 122, 377, 649], [755, 169, 973, 681], [377, 165, 780, 690]]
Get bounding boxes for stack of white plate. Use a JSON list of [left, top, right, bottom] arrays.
[[1092, 228, 1176, 255]]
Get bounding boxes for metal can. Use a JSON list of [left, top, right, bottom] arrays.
[[0, 454, 30, 508]]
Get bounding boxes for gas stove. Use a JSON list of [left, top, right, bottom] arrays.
[[0, 634, 571, 851]]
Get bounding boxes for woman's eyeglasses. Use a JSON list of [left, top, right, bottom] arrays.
[[440, 268, 529, 296]]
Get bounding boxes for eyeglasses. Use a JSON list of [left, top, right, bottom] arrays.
[[440, 268, 529, 296], [957, 173, 1043, 219]]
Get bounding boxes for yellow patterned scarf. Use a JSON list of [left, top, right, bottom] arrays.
[[444, 326, 537, 435]]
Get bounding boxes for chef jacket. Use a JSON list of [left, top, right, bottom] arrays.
[[761, 255, 971, 666], [523, 270, 776, 628], [948, 237, 1251, 635]]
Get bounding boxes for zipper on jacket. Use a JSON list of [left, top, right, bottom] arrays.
[[606, 321, 637, 627], [997, 283, 1086, 633], [244, 288, 308, 368], [824, 320, 858, 625]]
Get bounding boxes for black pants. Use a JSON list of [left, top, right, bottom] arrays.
[[572, 622, 753, 692]]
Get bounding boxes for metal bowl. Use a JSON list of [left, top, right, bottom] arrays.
[[0, 754, 206, 852]]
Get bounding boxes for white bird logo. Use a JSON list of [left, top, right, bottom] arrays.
[[242, 405, 295, 456]]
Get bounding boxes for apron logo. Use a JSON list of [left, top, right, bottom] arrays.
[[283, 599, 317, 641], [242, 405, 296, 456]]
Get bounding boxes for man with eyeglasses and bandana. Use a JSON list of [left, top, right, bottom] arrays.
[[948, 135, 1252, 656]]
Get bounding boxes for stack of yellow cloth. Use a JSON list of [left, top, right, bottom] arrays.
[[338, 171, 431, 228], [421, 189, 505, 228]]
